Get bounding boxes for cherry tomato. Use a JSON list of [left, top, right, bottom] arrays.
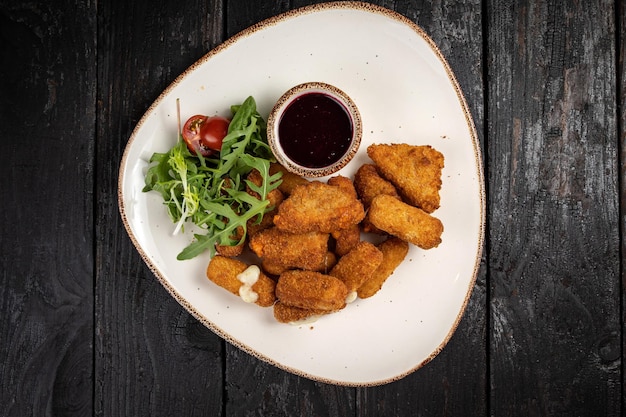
[[182, 115, 230, 157], [199, 116, 230, 151]]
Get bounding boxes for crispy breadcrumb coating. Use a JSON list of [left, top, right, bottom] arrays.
[[327, 175, 358, 199], [331, 224, 361, 257], [273, 302, 329, 324], [329, 241, 383, 294], [269, 163, 310, 195], [206, 255, 276, 307], [368, 194, 443, 249], [353, 163, 401, 234], [215, 226, 245, 257], [357, 237, 409, 299], [273, 181, 365, 234], [276, 270, 348, 311], [367, 144, 444, 213], [354, 163, 400, 207], [262, 251, 337, 276], [249, 227, 330, 272]]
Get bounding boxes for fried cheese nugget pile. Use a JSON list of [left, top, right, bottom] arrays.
[[362, 143, 444, 251], [204, 140, 446, 323]]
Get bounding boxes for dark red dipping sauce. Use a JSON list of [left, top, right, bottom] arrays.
[[278, 92, 353, 169]]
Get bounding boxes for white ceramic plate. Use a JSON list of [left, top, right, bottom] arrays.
[[119, 1, 484, 386]]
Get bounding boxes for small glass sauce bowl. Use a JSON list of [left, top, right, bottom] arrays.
[[267, 82, 362, 178]]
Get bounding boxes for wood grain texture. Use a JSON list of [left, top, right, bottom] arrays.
[[0, 1, 95, 416], [1, 0, 624, 415], [487, 1, 621, 415], [94, 1, 225, 416], [620, 0, 626, 410]]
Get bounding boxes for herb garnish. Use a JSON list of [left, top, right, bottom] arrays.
[[143, 96, 282, 260]]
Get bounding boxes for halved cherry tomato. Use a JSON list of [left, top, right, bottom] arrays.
[[182, 115, 230, 157]]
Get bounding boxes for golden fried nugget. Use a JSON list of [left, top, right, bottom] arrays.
[[215, 242, 244, 257], [206, 256, 276, 307], [276, 270, 348, 311], [269, 163, 309, 195], [353, 164, 401, 234], [354, 164, 400, 207], [273, 181, 365, 234], [331, 224, 361, 257], [327, 175, 358, 199], [215, 226, 245, 257], [368, 144, 444, 213], [261, 259, 289, 276], [368, 194, 443, 249], [262, 251, 337, 276], [329, 241, 383, 298], [357, 237, 409, 299], [246, 209, 276, 238], [249, 227, 330, 272], [273, 302, 330, 324]]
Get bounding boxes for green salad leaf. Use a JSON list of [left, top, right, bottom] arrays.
[[143, 96, 282, 260]]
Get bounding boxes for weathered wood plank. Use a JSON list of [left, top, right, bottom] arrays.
[[0, 1, 95, 415], [620, 0, 626, 410], [94, 1, 225, 416], [487, 1, 621, 415], [3, 0, 621, 415], [355, 1, 487, 415]]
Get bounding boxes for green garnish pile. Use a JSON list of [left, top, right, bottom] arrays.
[[143, 96, 282, 260]]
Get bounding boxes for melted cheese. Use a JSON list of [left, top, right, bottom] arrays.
[[237, 265, 260, 303]]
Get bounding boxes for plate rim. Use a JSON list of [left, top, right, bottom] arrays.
[[117, 0, 486, 386]]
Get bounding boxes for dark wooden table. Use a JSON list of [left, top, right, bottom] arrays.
[[1, 0, 623, 415]]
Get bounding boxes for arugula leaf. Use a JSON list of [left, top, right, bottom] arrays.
[[143, 96, 282, 260]]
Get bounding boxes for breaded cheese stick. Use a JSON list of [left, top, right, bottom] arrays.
[[276, 270, 347, 311], [249, 227, 330, 272], [368, 194, 443, 249], [357, 237, 409, 299], [273, 302, 330, 324], [262, 251, 337, 276], [331, 224, 361, 257], [354, 163, 400, 207], [354, 163, 401, 234], [273, 181, 365, 234], [206, 255, 276, 307], [329, 241, 383, 302]]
